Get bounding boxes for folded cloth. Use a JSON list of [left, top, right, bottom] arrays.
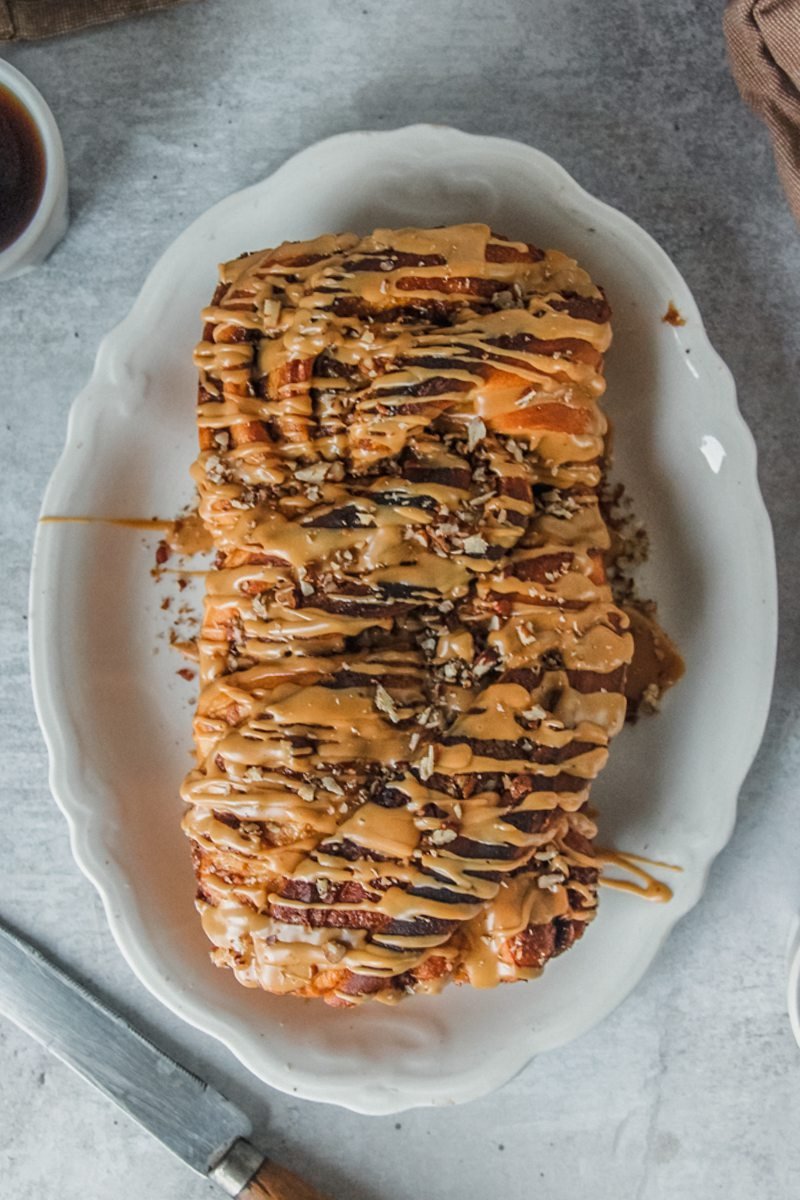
[[725, 0, 800, 222], [0, 0, 191, 41]]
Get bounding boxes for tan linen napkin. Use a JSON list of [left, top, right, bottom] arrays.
[[0, 0, 192, 42], [725, 0, 800, 222]]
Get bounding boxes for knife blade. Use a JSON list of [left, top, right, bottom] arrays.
[[0, 917, 331, 1199]]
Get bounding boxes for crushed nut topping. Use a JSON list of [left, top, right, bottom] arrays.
[[417, 744, 435, 781], [205, 454, 227, 484], [463, 534, 488, 555], [374, 683, 400, 723], [467, 416, 487, 452], [537, 873, 566, 891], [323, 939, 347, 963], [295, 462, 330, 483]]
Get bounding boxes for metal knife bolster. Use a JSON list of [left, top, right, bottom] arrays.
[[210, 1139, 266, 1196]]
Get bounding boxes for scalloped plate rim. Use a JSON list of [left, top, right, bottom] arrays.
[[29, 124, 777, 1114]]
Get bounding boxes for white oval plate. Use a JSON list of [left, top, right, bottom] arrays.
[[30, 126, 777, 1114]]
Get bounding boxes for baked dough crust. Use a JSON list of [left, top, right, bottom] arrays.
[[181, 224, 632, 1005]]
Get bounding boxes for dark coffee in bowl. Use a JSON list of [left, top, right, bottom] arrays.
[[0, 84, 46, 252]]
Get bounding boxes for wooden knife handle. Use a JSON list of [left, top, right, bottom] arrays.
[[211, 1139, 333, 1200], [238, 1159, 333, 1200]]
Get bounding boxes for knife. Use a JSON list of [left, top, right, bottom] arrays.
[[0, 918, 331, 1199]]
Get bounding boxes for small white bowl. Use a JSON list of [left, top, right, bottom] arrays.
[[0, 59, 68, 281]]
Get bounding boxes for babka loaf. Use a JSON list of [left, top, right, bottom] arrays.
[[181, 223, 633, 1005]]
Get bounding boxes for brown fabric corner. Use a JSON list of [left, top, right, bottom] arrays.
[[0, 1, 14, 41], [724, 0, 800, 223], [0, 0, 191, 42]]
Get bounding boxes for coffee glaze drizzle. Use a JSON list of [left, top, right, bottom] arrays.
[[39, 512, 213, 556], [597, 849, 678, 902], [40, 516, 174, 530], [182, 223, 644, 1006]]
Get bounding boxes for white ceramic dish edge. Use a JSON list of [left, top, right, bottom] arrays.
[[29, 126, 778, 1114]]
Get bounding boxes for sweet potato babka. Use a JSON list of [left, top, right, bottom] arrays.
[[181, 223, 636, 1006]]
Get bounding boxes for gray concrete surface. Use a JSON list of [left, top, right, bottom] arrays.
[[1, 1, 799, 1197]]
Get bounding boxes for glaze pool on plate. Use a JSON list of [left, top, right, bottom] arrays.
[[29, 125, 777, 1114]]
